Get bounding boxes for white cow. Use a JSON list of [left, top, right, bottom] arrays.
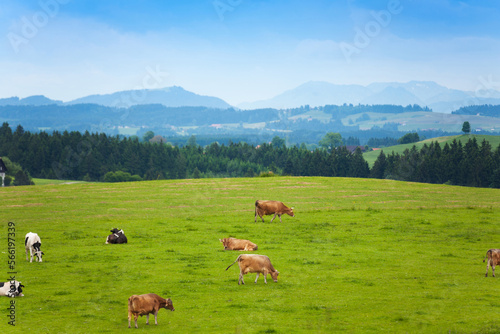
[[25, 232, 44, 262], [0, 280, 24, 297]]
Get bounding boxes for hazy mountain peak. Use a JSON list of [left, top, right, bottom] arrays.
[[65, 86, 232, 109], [0, 95, 62, 106]]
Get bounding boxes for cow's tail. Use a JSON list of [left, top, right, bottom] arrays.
[[226, 255, 242, 271], [484, 249, 493, 263]]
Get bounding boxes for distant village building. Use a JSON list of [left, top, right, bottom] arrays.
[[0, 157, 7, 187], [345, 146, 366, 153]]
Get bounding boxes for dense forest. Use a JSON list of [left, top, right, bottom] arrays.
[[0, 123, 499, 188]]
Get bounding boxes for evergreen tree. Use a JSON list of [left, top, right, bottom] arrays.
[[349, 147, 370, 177], [370, 151, 387, 179]]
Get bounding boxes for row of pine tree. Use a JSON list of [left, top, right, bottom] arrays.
[[0, 123, 499, 188]]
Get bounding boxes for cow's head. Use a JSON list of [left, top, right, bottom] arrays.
[[164, 298, 175, 311], [286, 207, 295, 217], [110, 228, 120, 234], [33, 242, 44, 262], [271, 271, 279, 283], [8, 281, 25, 297], [105, 234, 117, 244], [16, 282, 25, 296], [219, 238, 230, 250], [35, 251, 44, 262]]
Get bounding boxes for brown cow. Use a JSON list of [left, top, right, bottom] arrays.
[[484, 249, 500, 277], [255, 200, 294, 223], [127, 293, 174, 328], [219, 237, 258, 251], [226, 254, 279, 285]]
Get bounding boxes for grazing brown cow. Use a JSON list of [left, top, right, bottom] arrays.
[[255, 200, 294, 223], [219, 237, 258, 251], [484, 249, 500, 277], [226, 254, 279, 285], [127, 293, 174, 328]]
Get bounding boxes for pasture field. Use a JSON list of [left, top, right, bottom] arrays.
[[1, 177, 499, 333]]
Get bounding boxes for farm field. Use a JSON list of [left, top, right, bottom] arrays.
[[1, 177, 500, 333]]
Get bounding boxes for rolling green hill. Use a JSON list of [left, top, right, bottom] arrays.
[[1, 177, 499, 333], [363, 134, 500, 167], [343, 111, 500, 132]]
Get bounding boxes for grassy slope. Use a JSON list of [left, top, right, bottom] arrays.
[[342, 112, 500, 132], [1, 177, 499, 333], [363, 134, 500, 167]]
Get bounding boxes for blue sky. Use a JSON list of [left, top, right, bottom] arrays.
[[1, 0, 499, 106]]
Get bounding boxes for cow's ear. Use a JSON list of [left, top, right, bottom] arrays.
[[291, 207, 294, 210]]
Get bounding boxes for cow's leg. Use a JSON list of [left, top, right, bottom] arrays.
[[134, 314, 139, 328], [278, 214, 282, 223], [486, 260, 490, 277], [128, 312, 132, 328], [493, 263, 496, 277], [146, 314, 150, 325], [263, 270, 268, 284], [239, 272, 245, 285], [154, 311, 159, 325], [254, 273, 260, 283], [270, 213, 277, 223], [30, 248, 33, 263], [26, 247, 29, 261]]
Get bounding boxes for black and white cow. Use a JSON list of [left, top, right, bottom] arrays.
[[0, 280, 24, 297], [105, 228, 128, 244], [25, 232, 44, 262]]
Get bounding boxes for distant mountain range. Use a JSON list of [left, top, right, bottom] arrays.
[[237, 81, 500, 113], [0, 86, 231, 109], [2, 81, 500, 113]]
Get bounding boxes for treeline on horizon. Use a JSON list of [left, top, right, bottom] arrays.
[[0, 102, 444, 143], [0, 123, 499, 188], [452, 104, 500, 118]]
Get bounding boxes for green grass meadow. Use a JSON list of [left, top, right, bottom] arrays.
[[1, 177, 499, 333]]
